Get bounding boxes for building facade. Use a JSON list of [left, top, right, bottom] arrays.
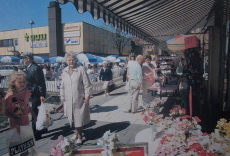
[[0, 22, 131, 57]]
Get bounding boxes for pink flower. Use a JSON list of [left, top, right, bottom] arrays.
[[143, 116, 149, 122], [140, 111, 145, 115], [57, 135, 64, 144], [160, 139, 166, 144], [188, 143, 205, 153], [202, 132, 209, 136], [181, 108, 186, 114], [50, 145, 56, 156], [180, 115, 191, 119], [155, 145, 165, 156], [148, 112, 156, 117], [55, 147, 64, 156], [194, 116, 201, 122]]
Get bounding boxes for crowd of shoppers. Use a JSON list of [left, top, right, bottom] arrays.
[[0, 51, 180, 148]]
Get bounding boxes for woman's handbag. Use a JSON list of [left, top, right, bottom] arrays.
[[125, 80, 130, 91]]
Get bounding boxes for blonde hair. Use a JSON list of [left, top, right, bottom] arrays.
[[151, 55, 158, 61], [7, 71, 27, 93]]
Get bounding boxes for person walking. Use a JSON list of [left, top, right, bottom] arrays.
[[127, 55, 144, 113], [99, 61, 113, 97], [60, 52, 92, 145], [20, 52, 46, 140]]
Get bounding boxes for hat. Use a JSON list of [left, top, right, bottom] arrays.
[[20, 52, 34, 59]]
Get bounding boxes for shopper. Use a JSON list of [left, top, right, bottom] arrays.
[[60, 52, 92, 145], [142, 55, 156, 106], [127, 55, 144, 113], [99, 61, 113, 97], [20, 52, 46, 140], [4, 71, 37, 133]]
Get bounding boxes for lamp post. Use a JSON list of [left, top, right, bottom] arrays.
[[29, 20, 34, 53]]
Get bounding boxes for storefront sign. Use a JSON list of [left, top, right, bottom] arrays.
[[30, 41, 47, 48], [64, 37, 80, 44], [64, 31, 81, 37], [184, 35, 198, 49], [24, 33, 47, 42], [63, 25, 80, 31]]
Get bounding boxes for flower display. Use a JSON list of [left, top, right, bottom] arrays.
[[216, 118, 230, 137], [50, 135, 74, 156], [169, 105, 186, 118], [97, 130, 118, 156], [142, 104, 230, 155]]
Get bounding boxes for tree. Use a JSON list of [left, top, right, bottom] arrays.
[[113, 27, 131, 56], [99, 23, 131, 56]]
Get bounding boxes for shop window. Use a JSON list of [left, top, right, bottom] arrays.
[[0, 39, 14, 47]]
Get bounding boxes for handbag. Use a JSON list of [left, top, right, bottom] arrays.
[[36, 103, 53, 131], [125, 80, 130, 91], [6, 125, 37, 156]]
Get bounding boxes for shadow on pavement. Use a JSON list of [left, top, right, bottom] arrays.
[[90, 105, 118, 113], [41, 120, 98, 141], [84, 121, 130, 141], [109, 92, 127, 96], [42, 124, 74, 140]]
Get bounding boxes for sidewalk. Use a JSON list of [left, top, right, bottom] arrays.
[[0, 84, 175, 155]]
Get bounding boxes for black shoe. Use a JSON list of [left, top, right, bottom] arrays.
[[34, 133, 42, 141], [124, 110, 131, 113], [40, 128, 48, 134]]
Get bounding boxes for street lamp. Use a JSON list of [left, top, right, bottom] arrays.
[[29, 20, 34, 53]]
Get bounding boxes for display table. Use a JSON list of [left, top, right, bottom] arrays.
[[148, 85, 178, 99], [134, 128, 161, 156]]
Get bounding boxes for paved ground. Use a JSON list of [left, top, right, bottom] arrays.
[[0, 83, 176, 155]]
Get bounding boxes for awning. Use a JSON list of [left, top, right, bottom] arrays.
[[58, 0, 216, 44]]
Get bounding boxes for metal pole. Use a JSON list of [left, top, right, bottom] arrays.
[[30, 24, 34, 53], [29, 20, 34, 53]]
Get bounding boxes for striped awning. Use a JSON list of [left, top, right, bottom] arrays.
[[58, 0, 216, 44]]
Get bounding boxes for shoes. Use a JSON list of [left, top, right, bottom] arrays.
[[40, 128, 48, 134], [70, 134, 78, 141], [34, 133, 42, 141], [137, 106, 145, 111], [76, 139, 82, 145], [124, 110, 131, 113]]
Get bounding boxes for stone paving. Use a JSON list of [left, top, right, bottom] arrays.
[[0, 84, 175, 155]]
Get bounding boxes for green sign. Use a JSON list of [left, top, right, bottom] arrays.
[[24, 33, 47, 42]]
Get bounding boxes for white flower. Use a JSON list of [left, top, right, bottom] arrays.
[[108, 141, 115, 150], [60, 137, 69, 150], [207, 144, 225, 154], [103, 130, 111, 140], [217, 121, 224, 126], [97, 139, 104, 146]]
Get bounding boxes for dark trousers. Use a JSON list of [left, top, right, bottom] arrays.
[[30, 96, 41, 135]]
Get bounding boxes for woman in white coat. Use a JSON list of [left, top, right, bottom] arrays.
[[60, 52, 92, 145]]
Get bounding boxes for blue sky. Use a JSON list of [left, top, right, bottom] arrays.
[[0, 0, 104, 31]]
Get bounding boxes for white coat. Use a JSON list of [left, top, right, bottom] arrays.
[[60, 65, 92, 127]]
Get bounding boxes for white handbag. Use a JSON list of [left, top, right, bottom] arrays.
[[125, 80, 130, 91]]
